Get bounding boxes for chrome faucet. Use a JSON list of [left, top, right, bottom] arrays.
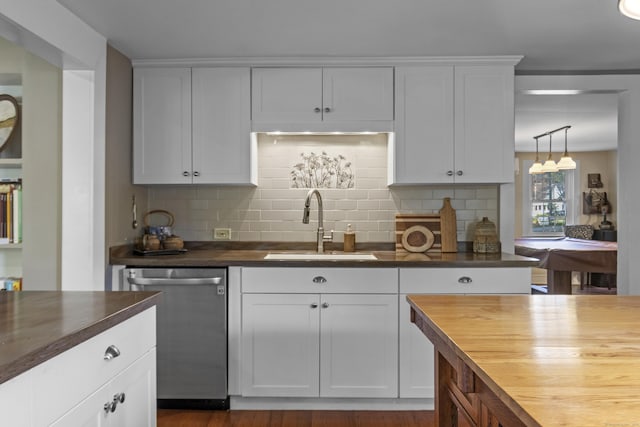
[[302, 189, 333, 253]]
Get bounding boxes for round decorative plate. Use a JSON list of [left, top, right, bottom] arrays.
[[401, 225, 435, 253]]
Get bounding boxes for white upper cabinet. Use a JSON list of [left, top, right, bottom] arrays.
[[394, 66, 454, 184], [251, 68, 322, 123], [133, 67, 254, 185], [192, 68, 253, 184], [392, 64, 515, 184], [251, 67, 394, 131], [133, 67, 192, 184], [453, 66, 516, 184]]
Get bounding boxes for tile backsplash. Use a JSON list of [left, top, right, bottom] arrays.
[[147, 134, 498, 243]]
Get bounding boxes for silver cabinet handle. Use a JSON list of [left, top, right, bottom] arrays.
[[322, 302, 329, 308], [312, 276, 327, 284], [128, 277, 222, 286], [314, 107, 321, 113], [458, 276, 473, 284], [457, 170, 463, 176], [193, 171, 200, 177], [104, 393, 126, 414], [183, 171, 190, 177], [447, 170, 454, 176], [310, 303, 318, 308], [104, 345, 121, 360], [324, 107, 331, 113]]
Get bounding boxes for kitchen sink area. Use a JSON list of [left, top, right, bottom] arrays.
[[263, 252, 378, 261]]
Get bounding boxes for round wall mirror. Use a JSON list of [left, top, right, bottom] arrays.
[[0, 94, 19, 152]]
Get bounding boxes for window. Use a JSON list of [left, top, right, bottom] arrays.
[[522, 160, 578, 236]]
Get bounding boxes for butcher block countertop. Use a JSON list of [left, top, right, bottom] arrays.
[[0, 291, 161, 385], [407, 295, 640, 427], [110, 241, 537, 268]]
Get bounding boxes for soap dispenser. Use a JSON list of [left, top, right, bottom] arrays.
[[343, 224, 356, 252]]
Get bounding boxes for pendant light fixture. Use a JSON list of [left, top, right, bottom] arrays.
[[556, 126, 577, 170], [619, 0, 640, 20], [541, 132, 559, 173], [528, 136, 544, 174]]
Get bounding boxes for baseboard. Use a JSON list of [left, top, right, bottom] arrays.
[[229, 396, 434, 410]]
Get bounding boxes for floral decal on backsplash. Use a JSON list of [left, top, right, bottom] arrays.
[[290, 151, 355, 189]]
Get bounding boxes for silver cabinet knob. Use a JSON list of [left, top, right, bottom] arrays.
[[193, 171, 200, 177], [447, 170, 454, 176], [456, 170, 463, 176], [314, 107, 321, 113], [322, 302, 329, 308], [114, 393, 125, 404], [324, 107, 331, 113], [312, 276, 327, 284], [104, 401, 115, 413], [458, 276, 473, 284], [104, 345, 121, 360], [182, 171, 190, 177], [310, 303, 318, 308]]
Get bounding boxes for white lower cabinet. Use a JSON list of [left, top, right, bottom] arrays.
[[242, 293, 320, 397], [237, 266, 530, 403], [0, 371, 32, 427], [398, 268, 531, 398], [51, 349, 156, 427], [319, 293, 398, 398], [0, 308, 157, 427], [240, 268, 398, 398]]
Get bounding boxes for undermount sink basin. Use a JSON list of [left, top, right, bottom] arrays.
[[264, 253, 377, 261]]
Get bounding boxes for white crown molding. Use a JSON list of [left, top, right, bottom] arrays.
[[132, 55, 523, 68]]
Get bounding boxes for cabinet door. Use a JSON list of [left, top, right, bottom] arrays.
[[0, 372, 33, 427], [394, 66, 454, 184], [51, 350, 156, 427], [192, 68, 253, 184], [109, 349, 156, 427], [241, 293, 320, 397], [323, 68, 394, 122], [319, 294, 398, 398], [251, 68, 322, 123], [399, 294, 435, 398], [454, 66, 515, 183], [133, 68, 192, 184], [50, 383, 110, 427]]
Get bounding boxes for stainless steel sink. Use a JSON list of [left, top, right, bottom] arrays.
[[264, 252, 377, 261]]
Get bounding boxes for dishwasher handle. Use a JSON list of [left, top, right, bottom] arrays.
[[127, 277, 223, 286]]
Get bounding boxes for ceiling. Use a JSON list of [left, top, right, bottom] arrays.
[[514, 92, 619, 153], [55, 0, 633, 151]]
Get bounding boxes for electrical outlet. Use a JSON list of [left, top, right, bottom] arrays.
[[214, 228, 231, 240]]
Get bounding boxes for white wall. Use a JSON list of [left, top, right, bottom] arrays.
[[1, 0, 107, 290]]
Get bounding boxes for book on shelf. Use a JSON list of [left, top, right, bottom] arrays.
[[1, 277, 22, 291], [0, 180, 21, 244]]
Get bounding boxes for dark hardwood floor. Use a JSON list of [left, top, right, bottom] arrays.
[[157, 409, 435, 427]]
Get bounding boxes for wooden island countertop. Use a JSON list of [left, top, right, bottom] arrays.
[[407, 295, 640, 427]]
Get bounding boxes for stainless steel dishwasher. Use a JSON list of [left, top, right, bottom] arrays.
[[124, 267, 228, 409]]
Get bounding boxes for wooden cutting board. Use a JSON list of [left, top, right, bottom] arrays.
[[395, 213, 442, 253], [439, 197, 457, 253]]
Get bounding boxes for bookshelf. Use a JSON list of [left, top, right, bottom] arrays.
[[0, 159, 22, 289]]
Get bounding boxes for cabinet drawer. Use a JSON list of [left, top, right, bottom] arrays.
[[242, 267, 398, 294], [400, 268, 530, 294], [32, 308, 156, 426]]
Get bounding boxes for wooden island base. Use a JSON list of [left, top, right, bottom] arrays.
[[411, 303, 531, 427]]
